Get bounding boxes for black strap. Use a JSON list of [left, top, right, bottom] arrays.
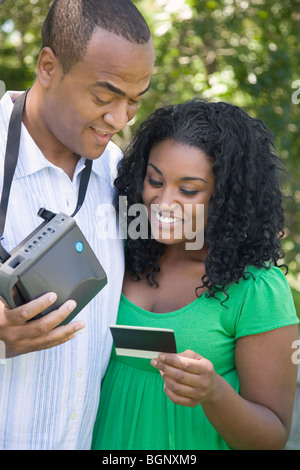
[[71, 158, 92, 217], [0, 90, 93, 262], [0, 91, 26, 242]]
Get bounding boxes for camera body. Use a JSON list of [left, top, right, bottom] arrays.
[[0, 211, 107, 325]]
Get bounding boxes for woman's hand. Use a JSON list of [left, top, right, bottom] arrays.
[[151, 326, 299, 449], [151, 349, 218, 407]]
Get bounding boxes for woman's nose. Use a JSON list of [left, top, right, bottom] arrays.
[[158, 202, 179, 211]]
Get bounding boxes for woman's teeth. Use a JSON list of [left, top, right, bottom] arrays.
[[156, 212, 180, 224]]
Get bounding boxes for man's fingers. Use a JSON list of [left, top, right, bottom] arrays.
[[4, 299, 85, 356], [0, 291, 86, 357], [36, 299, 78, 331], [5, 292, 58, 325], [6, 320, 84, 357], [0, 296, 9, 308]]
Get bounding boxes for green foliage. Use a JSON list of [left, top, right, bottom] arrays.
[[0, 0, 299, 313], [0, 0, 50, 89]]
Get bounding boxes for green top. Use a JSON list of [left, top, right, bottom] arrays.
[[92, 265, 299, 450]]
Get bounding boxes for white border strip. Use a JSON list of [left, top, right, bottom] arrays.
[[115, 348, 161, 359]]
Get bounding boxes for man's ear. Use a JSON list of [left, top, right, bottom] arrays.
[[36, 47, 61, 89]]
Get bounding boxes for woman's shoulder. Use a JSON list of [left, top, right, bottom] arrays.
[[221, 264, 294, 313], [232, 264, 289, 292], [237, 264, 298, 334]]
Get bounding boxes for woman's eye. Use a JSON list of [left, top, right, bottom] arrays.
[[147, 177, 163, 187], [180, 189, 199, 196]]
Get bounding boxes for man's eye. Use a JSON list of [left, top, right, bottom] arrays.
[[94, 96, 110, 105], [147, 177, 163, 187], [128, 98, 139, 105]]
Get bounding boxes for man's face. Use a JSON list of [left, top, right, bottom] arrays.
[[42, 28, 155, 159]]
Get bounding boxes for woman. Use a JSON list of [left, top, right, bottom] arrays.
[[92, 99, 299, 450]]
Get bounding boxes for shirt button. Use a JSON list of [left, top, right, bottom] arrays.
[[77, 369, 83, 377], [71, 412, 77, 420]]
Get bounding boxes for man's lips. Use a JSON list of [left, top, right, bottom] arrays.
[[91, 126, 114, 145]]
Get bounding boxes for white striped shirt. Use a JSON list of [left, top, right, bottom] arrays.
[[0, 92, 125, 449]]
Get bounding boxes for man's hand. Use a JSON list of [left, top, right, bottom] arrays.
[[0, 292, 85, 357]]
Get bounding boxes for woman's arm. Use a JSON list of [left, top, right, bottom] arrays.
[[151, 324, 299, 450]]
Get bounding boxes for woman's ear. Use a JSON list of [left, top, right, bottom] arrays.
[[36, 47, 61, 90]]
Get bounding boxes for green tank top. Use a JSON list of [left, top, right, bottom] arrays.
[[92, 265, 298, 450]]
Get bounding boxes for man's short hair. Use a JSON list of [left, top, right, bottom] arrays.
[[41, 0, 151, 73]]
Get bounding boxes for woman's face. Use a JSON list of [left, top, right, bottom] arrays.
[[142, 139, 215, 250]]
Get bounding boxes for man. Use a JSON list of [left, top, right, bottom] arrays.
[[0, 0, 155, 449]]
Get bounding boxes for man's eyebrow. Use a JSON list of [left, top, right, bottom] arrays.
[[92, 81, 150, 98], [148, 164, 207, 183]]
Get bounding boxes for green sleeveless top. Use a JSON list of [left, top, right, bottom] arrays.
[[92, 265, 298, 450]]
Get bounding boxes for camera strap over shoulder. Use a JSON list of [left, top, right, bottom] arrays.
[[0, 90, 93, 263]]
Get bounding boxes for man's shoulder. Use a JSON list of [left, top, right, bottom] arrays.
[[103, 140, 123, 160], [92, 141, 123, 185], [0, 90, 23, 135], [0, 90, 21, 111], [0, 92, 17, 162]]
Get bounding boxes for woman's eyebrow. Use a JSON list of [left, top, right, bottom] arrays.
[[180, 176, 208, 184], [147, 163, 207, 183], [147, 163, 162, 175]]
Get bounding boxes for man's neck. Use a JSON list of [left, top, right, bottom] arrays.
[[21, 88, 80, 180]]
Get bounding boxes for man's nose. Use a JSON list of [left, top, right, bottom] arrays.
[[103, 101, 129, 132]]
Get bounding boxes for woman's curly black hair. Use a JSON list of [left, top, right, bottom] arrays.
[[114, 98, 286, 300]]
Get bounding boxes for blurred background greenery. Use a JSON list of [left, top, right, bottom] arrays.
[[0, 0, 299, 315]]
